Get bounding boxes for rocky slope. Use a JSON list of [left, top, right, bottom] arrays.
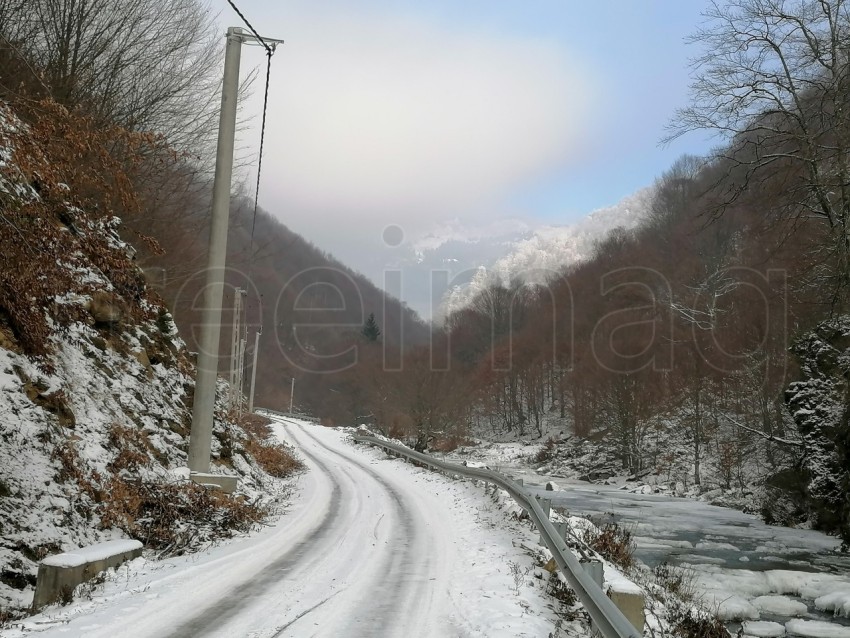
[[0, 101, 298, 615]]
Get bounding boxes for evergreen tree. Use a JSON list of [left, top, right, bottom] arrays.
[[362, 313, 381, 342]]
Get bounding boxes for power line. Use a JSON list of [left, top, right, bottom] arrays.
[[251, 51, 272, 247], [225, 0, 271, 54], [224, 0, 280, 331]]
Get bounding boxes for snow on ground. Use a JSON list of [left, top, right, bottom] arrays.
[[741, 620, 785, 637], [0, 313, 283, 613], [752, 595, 808, 617], [785, 619, 850, 637], [433, 439, 850, 635], [2, 421, 588, 637]]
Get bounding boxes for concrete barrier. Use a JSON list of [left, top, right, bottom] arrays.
[[190, 471, 237, 493], [608, 589, 645, 634], [33, 539, 143, 611], [605, 568, 645, 634]]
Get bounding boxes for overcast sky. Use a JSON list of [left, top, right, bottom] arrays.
[[207, 0, 713, 283]]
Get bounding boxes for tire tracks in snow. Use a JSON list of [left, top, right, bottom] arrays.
[[279, 423, 436, 638], [164, 427, 344, 638]]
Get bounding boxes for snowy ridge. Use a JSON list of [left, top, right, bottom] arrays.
[[438, 186, 656, 318]]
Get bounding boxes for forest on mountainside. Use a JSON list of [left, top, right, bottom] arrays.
[[344, 0, 850, 546], [2, 0, 849, 547], [0, 0, 429, 419], [0, 1, 321, 614]]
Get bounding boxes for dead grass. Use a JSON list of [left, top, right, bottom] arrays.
[[653, 562, 697, 603], [580, 518, 636, 570], [53, 440, 267, 554], [100, 477, 265, 553], [533, 437, 558, 464], [0, 606, 26, 628], [668, 607, 728, 638], [546, 574, 580, 621], [239, 412, 273, 439], [233, 411, 304, 479], [107, 423, 154, 474], [243, 437, 303, 478]]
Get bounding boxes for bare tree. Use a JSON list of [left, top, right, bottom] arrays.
[[3, 0, 225, 154], [666, 0, 850, 303]]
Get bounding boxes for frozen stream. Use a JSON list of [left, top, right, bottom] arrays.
[[514, 472, 850, 636]]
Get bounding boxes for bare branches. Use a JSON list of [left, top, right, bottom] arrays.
[[1, 0, 225, 155], [668, 0, 850, 304], [721, 412, 803, 447]]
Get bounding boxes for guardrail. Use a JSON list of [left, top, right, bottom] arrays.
[[256, 407, 320, 423], [352, 434, 641, 638]]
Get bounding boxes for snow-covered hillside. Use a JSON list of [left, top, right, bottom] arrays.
[[0, 102, 298, 618], [436, 186, 655, 318]]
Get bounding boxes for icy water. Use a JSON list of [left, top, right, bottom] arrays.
[[521, 481, 848, 572], [517, 476, 850, 635]]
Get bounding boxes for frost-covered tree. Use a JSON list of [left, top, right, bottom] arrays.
[[785, 318, 850, 547]]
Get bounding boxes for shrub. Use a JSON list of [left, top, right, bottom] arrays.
[[580, 518, 636, 569], [53, 441, 267, 555], [546, 574, 580, 621], [99, 477, 265, 554], [653, 562, 697, 603], [534, 437, 558, 464], [0, 100, 165, 359], [239, 412, 273, 440], [244, 437, 303, 479], [668, 607, 728, 638], [0, 606, 26, 628], [107, 423, 154, 474], [234, 412, 304, 479]]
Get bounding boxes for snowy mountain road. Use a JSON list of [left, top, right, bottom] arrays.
[[166, 421, 448, 638], [13, 421, 558, 638]]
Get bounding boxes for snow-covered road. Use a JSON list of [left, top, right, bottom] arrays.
[[8, 421, 559, 637], [165, 421, 452, 638]]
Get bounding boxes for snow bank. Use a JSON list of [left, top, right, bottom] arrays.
[[785, 619, 850, 637], [42, 540, 142, 568], [751, 595, 807, 617], [815, 590, 850, 618], [742, 620, 786, 637]]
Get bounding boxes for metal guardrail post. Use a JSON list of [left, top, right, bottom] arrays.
[[352, 435, 641, 638]]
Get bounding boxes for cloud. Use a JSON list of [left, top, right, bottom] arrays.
[[241, 2, 596, 242]]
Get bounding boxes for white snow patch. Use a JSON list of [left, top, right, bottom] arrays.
[[742, 620, 786, 637], [785, 619, 850, 637], [717, 596, 760, 621], [751, 595, 807, 617], [815, 590, 850, 618], [42, 541, 142, 568]]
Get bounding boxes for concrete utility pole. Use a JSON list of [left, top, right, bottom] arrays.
[[248, 328, 261, 413], [228, 288, 245, 410], [188, 28, 243, 474], [289, 377, 295, 414], [236, 336, 246, 417], [188, 26, 284, 475]]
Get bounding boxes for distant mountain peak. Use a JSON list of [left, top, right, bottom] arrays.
[[434, 186, 656, 319], [411, 218, 532, 255]]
